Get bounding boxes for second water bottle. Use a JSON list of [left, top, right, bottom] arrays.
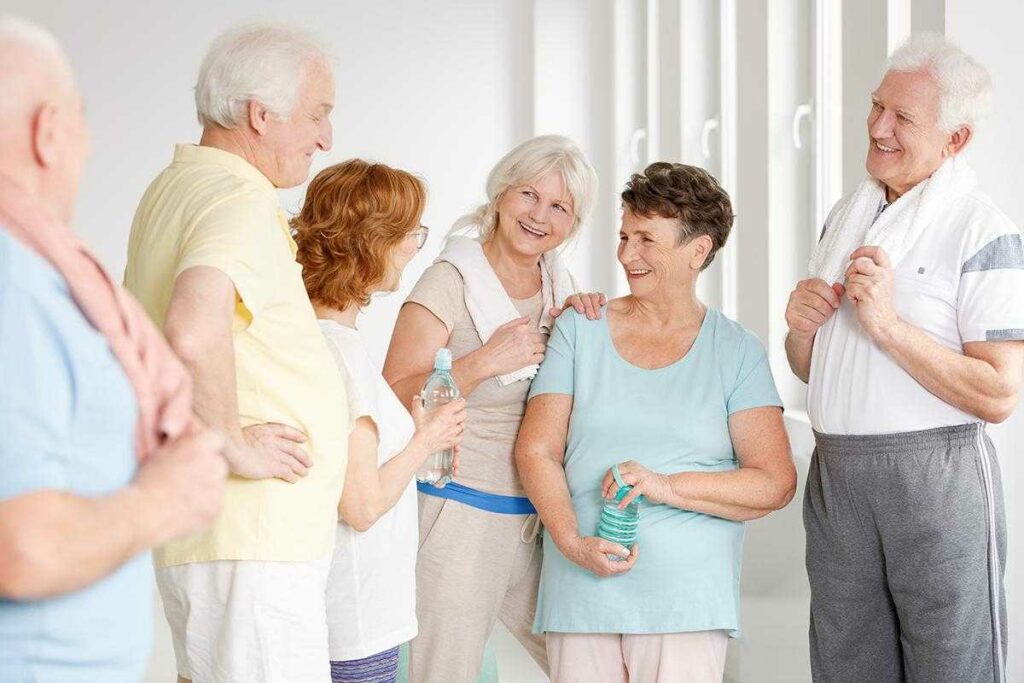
[[597, 485, 640, 561]]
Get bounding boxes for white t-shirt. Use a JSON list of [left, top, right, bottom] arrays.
[[320, 320, 418, 660], [808, 188, 1024, 435]]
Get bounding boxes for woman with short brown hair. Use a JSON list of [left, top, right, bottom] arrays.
[[293, 159, 467, 683], [516, 162, 796, 682]]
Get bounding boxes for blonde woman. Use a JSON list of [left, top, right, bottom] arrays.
[[384, 135, 602, 681]]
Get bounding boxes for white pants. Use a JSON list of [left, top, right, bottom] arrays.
[[156, 556, 332, 683], [546, 630, 729, 683]]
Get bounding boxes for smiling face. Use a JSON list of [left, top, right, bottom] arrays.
[[491, 170, 575, 259], [617, 209, 711, 298], [866, 69, 959, 198], [259, 58, 335, 188]]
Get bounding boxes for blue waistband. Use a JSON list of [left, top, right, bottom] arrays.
[[417, 481, 537, 515]]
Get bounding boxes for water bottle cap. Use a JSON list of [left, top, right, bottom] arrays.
[[434, 348, 453, 371], [613, 485, 632, 503], [610, 463, 642, 504]]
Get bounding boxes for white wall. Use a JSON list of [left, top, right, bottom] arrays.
[[945, 3, 1024, 677]]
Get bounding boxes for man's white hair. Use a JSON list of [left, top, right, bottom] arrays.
[[0, 14, 74, 113], [886, 32, 991, 133], [453, 134, 599, 240], [195, 23, 329, 129], [0, 13, 63, 56]]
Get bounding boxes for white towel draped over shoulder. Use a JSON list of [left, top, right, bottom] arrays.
[[808, 155, 978, 284], [435, 234, 578, 386]]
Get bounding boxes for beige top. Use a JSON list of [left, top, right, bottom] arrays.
[[406, 261, 545, 496]]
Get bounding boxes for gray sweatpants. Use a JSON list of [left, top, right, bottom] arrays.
[[408, 494, 547, 683], [804, 423, 1007, 683]]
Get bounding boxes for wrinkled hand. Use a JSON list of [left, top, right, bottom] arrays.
[[133, 424, 228, 540], [225, 423, 312, 483], [550, 291, 607, 321], [557, 534, 639, 577], [844, 246, 898, 342], [480, 316, 547, 377], [785, 278, 845, 341], [411, 395, 467, 467], [602, 460, 671, 507]]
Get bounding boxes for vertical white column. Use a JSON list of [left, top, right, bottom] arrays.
[[533, 0, 618, 294], [680, 0, 723, 311], [719, 0, 738, 319], [645, 0, 660, 164], [813, 0, 844, 237], [886, 0, 912, 53]]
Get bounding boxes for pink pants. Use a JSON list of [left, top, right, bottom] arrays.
[[546, 630, 729, 683]]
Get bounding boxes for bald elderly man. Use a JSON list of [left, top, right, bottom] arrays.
[[0, 15, 227, 683]]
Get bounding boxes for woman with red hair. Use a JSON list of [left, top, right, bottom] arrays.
[[293, 159, 467, 683]]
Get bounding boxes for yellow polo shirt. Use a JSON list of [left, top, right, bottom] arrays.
[[125, 144, 348, 566]]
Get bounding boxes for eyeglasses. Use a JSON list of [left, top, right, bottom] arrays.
[[409, 225, 430, 250]]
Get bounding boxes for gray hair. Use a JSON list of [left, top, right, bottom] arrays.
[[454, 134, 599, 240], [0, 14, 69, 75], [195, 23, 329, 129], [0, 14, 62, 54], [0, 15, 74, 111], [886, 32, 991, 133]]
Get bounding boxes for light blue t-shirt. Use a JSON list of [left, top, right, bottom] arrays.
[[0, 229, 151, 681], [528, 306, 783, 635]]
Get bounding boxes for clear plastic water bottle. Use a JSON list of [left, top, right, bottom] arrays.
[[597, 485, 640, 561], [416, 348, 460, 488]]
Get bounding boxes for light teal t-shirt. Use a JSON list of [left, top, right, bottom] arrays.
[[528, 307, 782, 635], [0, 229, 150, 681]]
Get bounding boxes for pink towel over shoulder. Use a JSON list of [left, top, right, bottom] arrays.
[[0, 174, 193, 461]]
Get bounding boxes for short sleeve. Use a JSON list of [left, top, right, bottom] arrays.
[[0, 285, 71, 497], [727, 333, 783, 415], [957, 230, 1024, 342], [340, 359, 375, 429], [175, 196, 277, 317], [528, 310, 577, 398], [405, 262, 465, 333], [322, 333, 378, 429]]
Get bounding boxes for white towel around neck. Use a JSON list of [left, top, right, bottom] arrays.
[[808, 155, 978, 284], [435, 234, 578, 386]]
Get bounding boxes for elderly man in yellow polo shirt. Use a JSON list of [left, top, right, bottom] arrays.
[[124, 23, 348, 683]]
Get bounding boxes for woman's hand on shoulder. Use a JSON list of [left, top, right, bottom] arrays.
[[602, 460, 672, 507], [550, 291, 607, 321], [558, 534, 639, 578]]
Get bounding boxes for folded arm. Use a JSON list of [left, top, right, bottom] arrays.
[[879, 328, 1024, 423], [605, 406, 796, 522], [844, 246, 1024, 423]]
